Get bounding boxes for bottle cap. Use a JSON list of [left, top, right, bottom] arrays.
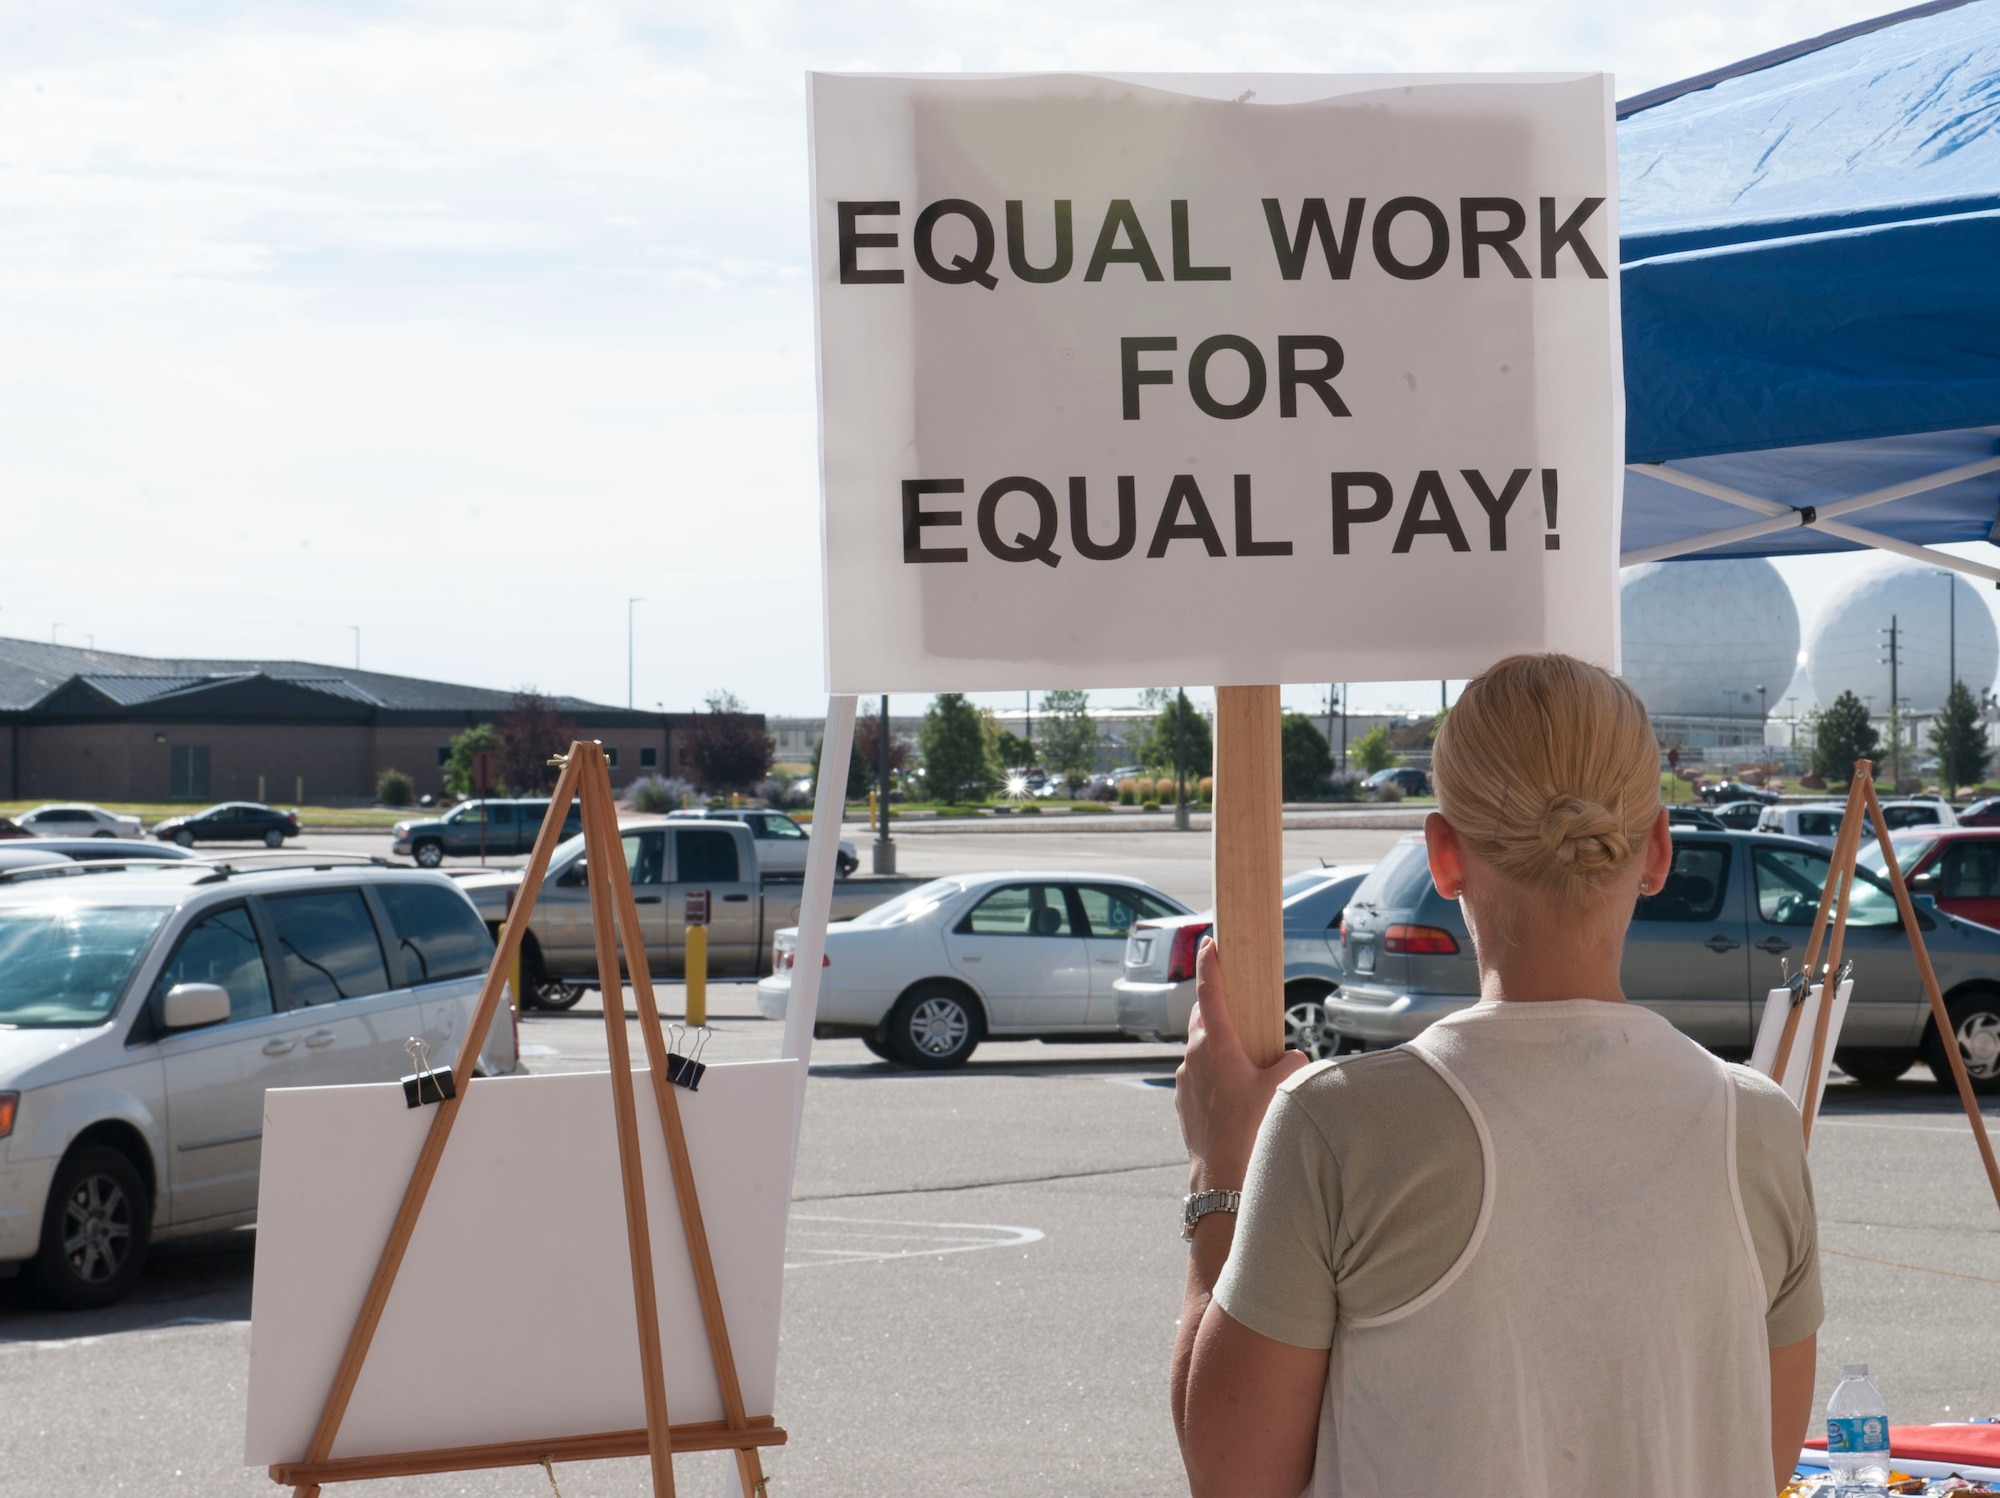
[[1842, 1363, 1869, 1377]]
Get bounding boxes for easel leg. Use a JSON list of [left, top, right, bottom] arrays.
[[580, 749, 677, 1495], [1213, 685, 1285, 1066]]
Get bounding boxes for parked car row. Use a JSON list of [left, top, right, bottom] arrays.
[[0, 802, 303, 847]]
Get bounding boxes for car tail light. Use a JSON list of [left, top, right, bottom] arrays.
[[1166, 922, 1212, 983], [1383, 924, 1460, 955], [0, 1092, 16, 1138], [1338, 918, 1347, 947]]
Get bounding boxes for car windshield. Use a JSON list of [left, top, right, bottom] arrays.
[[1858, 837, 1939, 876], [848, 879, 965, 928], [1281, 869, 1334, 898], [1347, 839, 1434, 913], [0, 905, 169, 1027]]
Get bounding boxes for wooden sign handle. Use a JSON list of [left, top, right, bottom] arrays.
[[1213, 685, 1285, 1067]]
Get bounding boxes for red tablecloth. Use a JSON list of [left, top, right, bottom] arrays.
[[1805, 1425, 2000, 1463]]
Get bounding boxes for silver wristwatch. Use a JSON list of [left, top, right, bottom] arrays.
[[1181, 1188, 1241, 1241]]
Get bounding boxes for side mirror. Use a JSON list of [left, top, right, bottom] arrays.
[[162, 982, 231, 1029], [1910, 870, 1941, 894]]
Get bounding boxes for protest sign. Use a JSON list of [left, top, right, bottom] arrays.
[[810, 71, 1622, 693]]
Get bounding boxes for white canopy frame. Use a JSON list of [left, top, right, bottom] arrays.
[[1620, 443, 2000, 584]]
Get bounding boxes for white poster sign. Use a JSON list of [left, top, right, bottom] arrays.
[[810, 72, 1622, 693], [244, 1062, 796, 1465]]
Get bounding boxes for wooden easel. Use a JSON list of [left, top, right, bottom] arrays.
[[1770, 760, 2000, 1215], [270, 740, 781, 1496]]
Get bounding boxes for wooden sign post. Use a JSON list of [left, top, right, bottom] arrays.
[[1213, 686, 1286, 1067], [1760, 760, 2000, 1216], [269, 741, 781, 1496]]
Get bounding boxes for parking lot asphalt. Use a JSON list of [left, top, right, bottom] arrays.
[[5, 824, 1999, 1493]]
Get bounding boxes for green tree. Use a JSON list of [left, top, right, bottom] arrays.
[[1139, 695, 1213, 793], [1038, 689, 1099, 791], [1929, 681, 1991, 793], [810, 708, 907, 801], [1350, 723, 1397, 775], [919, 693, 999, 804], [1280, 714, 1334, 800], [994, 727, 1033, 769], [1809, 691, 1881, 784], [444, 723, 505, 797]]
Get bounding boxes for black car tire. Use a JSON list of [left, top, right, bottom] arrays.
[[861, 1032, 896, 1061], [888, 982, 984, 1069], [262, 828, 285, 848], [31, 1146, 151, 1311], [172, 829, 195, 847], [413, 840, 444, 869], [1835, 1050, 1914, 1088], [1924, 988, 2000, 1095], [91, 830, 114, 839], [837, 853, 858, 879], [532, 977, 587, 1012], [1284, 982, 1340, 1062]]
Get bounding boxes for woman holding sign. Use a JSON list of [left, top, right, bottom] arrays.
[[1171, 654, 1821, 1496]]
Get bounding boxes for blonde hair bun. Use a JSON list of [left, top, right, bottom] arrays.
[[1434, 654, 1659, 896]]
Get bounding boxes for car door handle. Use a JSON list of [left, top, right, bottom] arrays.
[[635, 895, 661, 905], [304, 1029, 338, 1048], [1705, 934, 1742, 953], [262, 1038, 296, 1056], [1094, 957, 1120, 964], [722, 893, 750, 902], [1756, 936, 1791, 954], [960, 954, 982, 961]]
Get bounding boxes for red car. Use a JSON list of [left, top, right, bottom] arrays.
[[1956, 797, 2000, 828], [0, 816, 29, 840], [1866, 827, 2000, 928]]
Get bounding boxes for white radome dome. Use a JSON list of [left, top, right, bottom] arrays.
[[1620, 559, 1801, 718], [1806, 560, 1998, 713]]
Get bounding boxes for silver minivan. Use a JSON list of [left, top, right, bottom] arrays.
[[0, 863, 513, 1308], [1325, 829, 2000, 1093]]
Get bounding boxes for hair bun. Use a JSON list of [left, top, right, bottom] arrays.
[[1538, 795, 1630, 871]]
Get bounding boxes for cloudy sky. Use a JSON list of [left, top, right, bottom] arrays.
[[3, 0, 1983, 722]]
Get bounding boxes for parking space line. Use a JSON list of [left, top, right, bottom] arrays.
[[785, 1214, 1044, 1269]]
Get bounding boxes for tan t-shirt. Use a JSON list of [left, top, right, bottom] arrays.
[[1214, 1040, 1822, 1350]]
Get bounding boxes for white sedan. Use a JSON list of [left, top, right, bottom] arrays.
[[17, 804, 144, 839], [756, 872, 1188, 1067]]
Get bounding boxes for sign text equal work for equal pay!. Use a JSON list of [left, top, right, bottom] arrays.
[[809, 74, 1622, 692]]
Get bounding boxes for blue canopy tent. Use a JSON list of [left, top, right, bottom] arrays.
[[1619, 0, 2000, 584]]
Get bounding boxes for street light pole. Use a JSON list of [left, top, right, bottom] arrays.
[[348, 625, 361, 670], [627, 598, 642, 709], [874, 694, 895, 874]]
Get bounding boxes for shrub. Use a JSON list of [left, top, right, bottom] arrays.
[[629, 775, 693, 814], [1135, 776, 1156, 801], [1325, 775, 1362, 802], [1018, 802, 1042, 815], [757, 776, 810, 811], [1117, 778, 1137, 805], [1197, 775, 1214, 803], [375, 768, 415, 808], [1140, 799, 1161, 812], [1373, 781, 1405, 803]]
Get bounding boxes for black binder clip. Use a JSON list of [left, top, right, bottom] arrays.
[[665, 1024, 710, 1092], [401, 1037, 457, 1109]]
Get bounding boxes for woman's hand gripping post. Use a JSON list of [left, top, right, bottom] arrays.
[[1171, 937, 1324, 1497]]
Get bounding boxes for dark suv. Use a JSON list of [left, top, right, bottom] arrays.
[[153, 803, 300, 848], [391, 798, 583, 867]]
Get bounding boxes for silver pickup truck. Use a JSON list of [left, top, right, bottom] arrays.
[[454, 815, 922, 1007]]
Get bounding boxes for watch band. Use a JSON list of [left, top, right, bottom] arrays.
[[1181, 1187, 1241, 1241]]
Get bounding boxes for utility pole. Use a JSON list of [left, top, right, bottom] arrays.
[[1756, 684, 1768, 778], [1881, 615, 1901, 785], [873, 694, 895, 874], [1174, 688, 1190, 832], [1025, 689, 1033, 762]]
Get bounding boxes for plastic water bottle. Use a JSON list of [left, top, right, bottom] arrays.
[[1826, 1362, 1891, 1496]]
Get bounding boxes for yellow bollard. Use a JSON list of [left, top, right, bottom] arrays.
[[686, 923, 707, 1028]]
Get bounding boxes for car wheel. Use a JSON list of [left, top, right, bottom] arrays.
[[172, 829, 195, 847], [1284, 985, 1340, 1061], [91, 830, 114, 839], [837, 853, 857, 879], [413, 840, 444, 868], [1926, 989, 2000, 1095], [262, 828, 285, 848], [861, 1033, 896, 1061], [532, 977, 587, 1012], [31, 1146, 150, 1310], [1835, 1050, 1914, 1088], [888, 983, 984, 1069]]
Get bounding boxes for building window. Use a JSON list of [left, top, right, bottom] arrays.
[[437, 746, 451, 767], [606, 746, 620, 768], [640, 746, 658, 769]]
